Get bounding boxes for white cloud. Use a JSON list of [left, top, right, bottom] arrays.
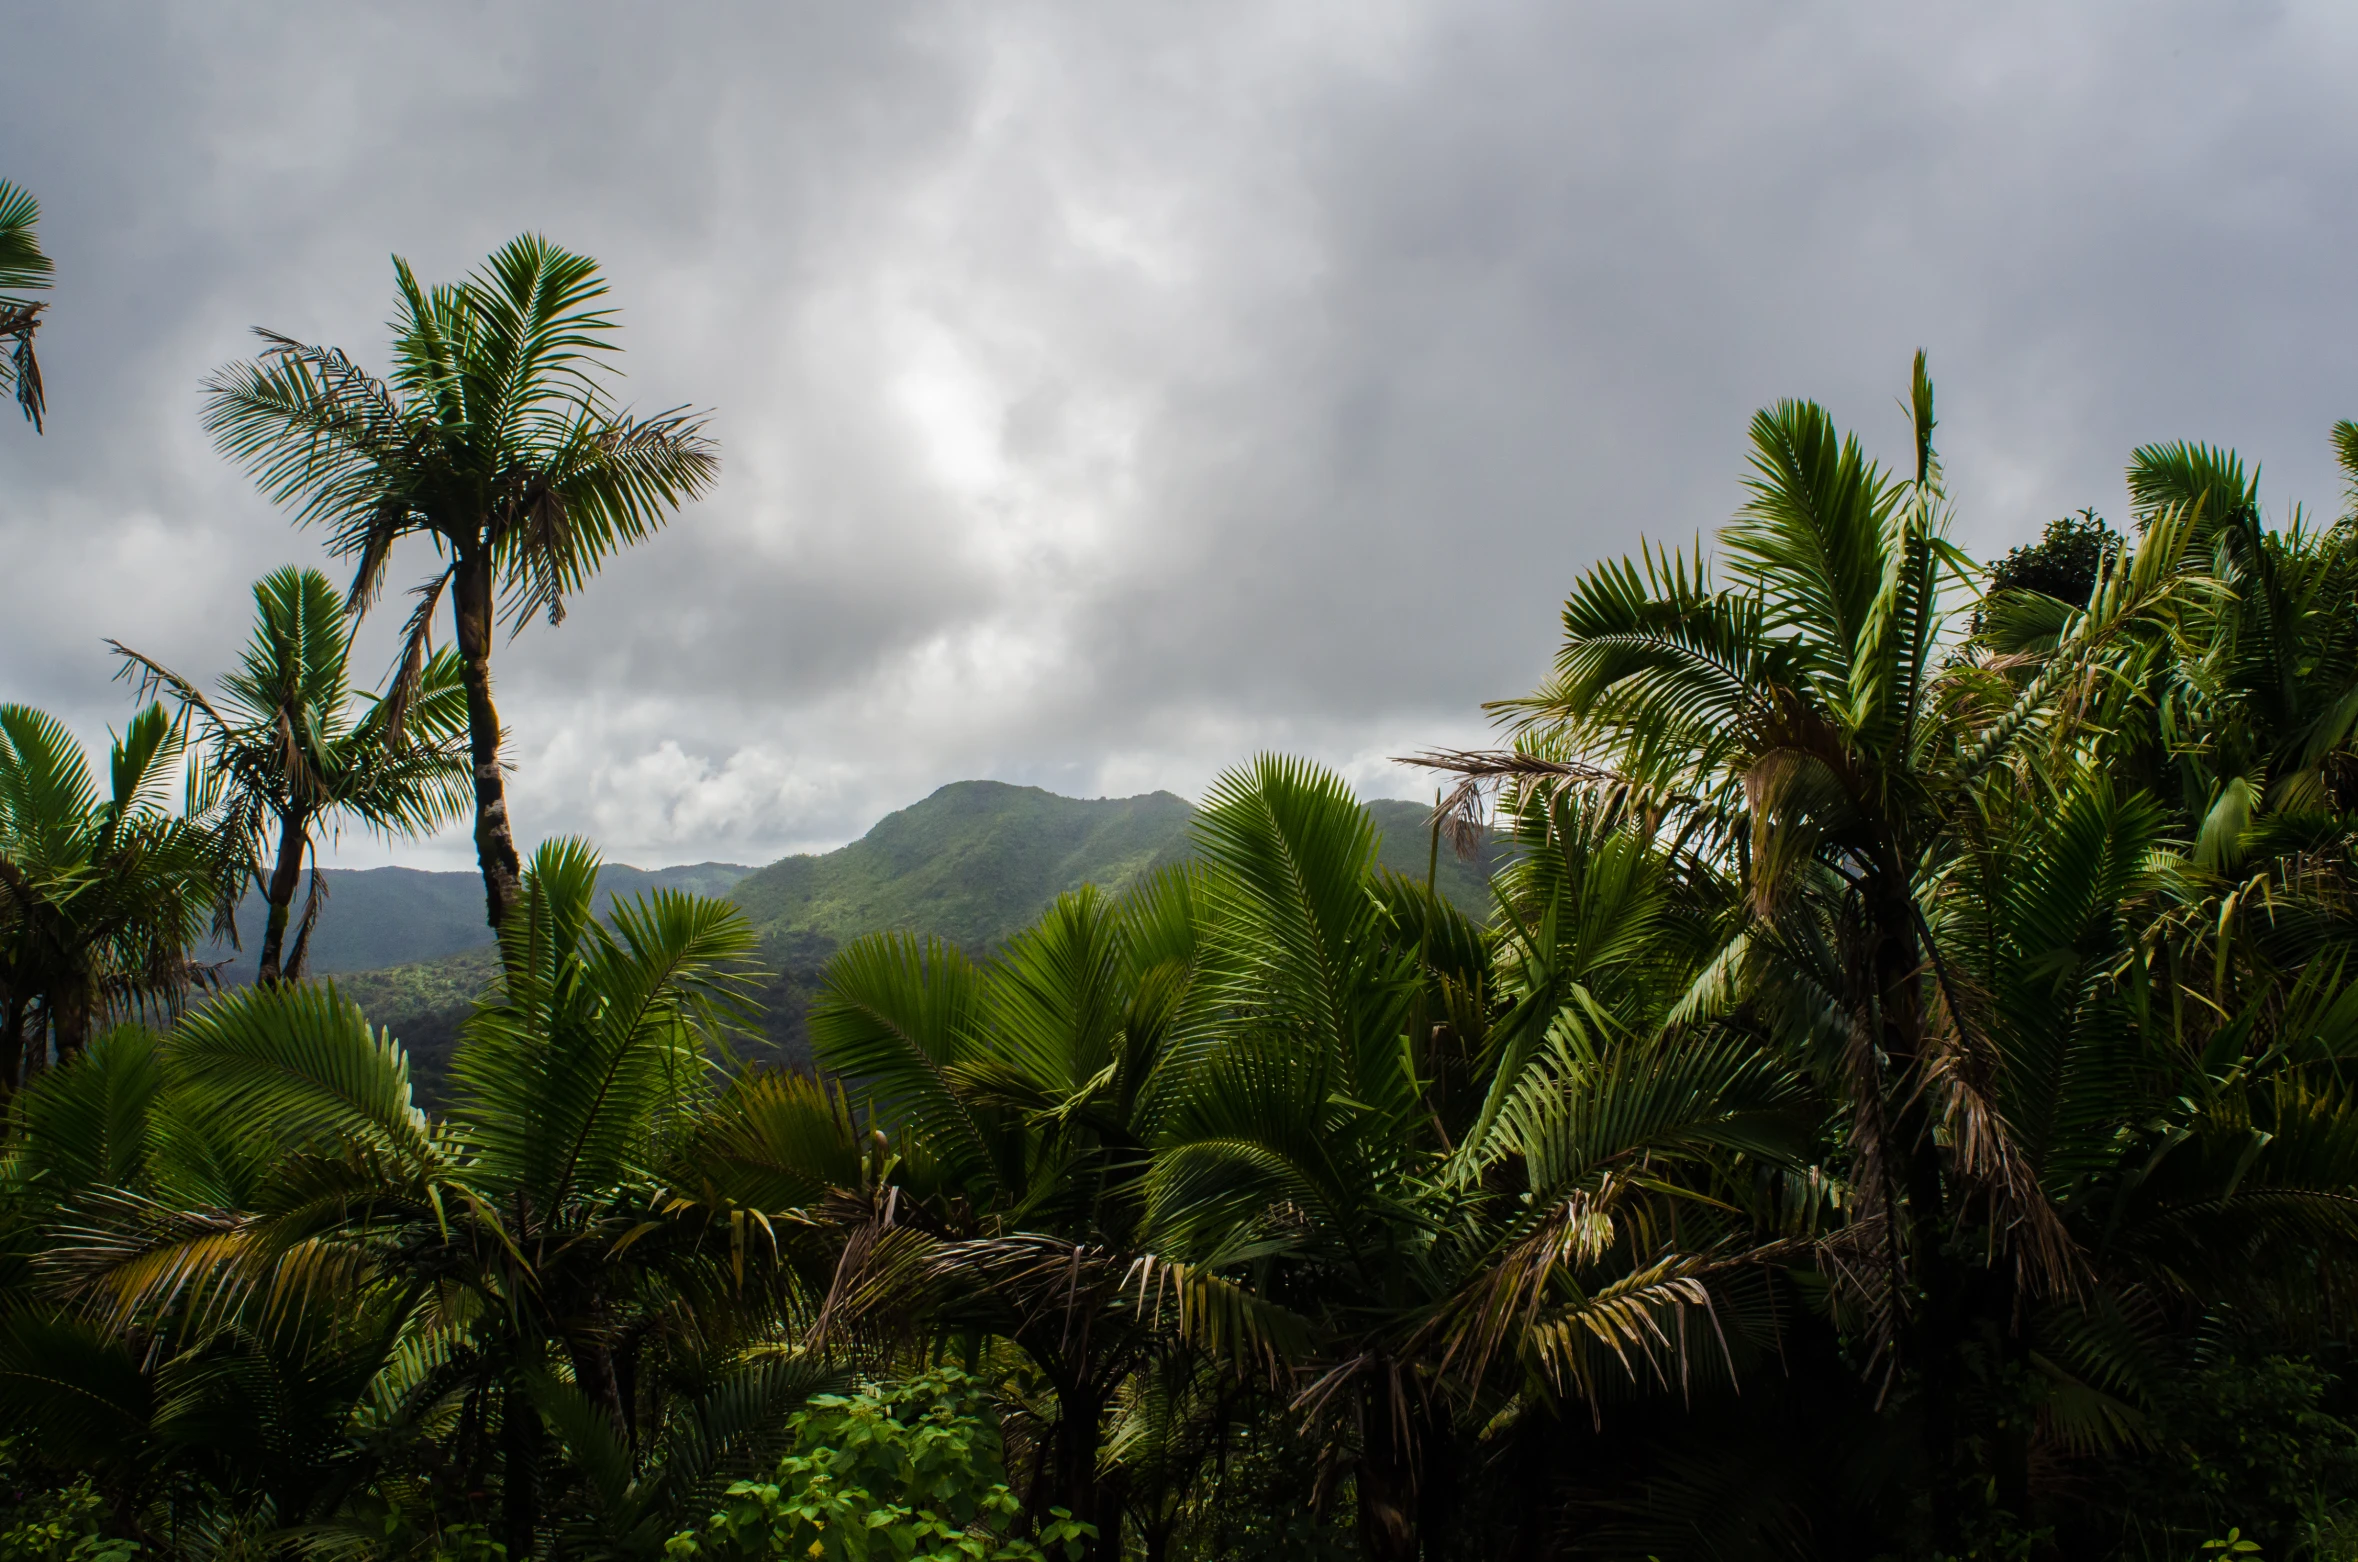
[[7, 1, 2358, 869]]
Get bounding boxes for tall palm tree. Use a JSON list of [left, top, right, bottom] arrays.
[[110, 566, 474, 985], [1142, 757, 1805, 1562], [0, 704, 216, 1093], [200, 236, 720, 930], [1442, 359, 2023, 1545], [0, 179, 49, 431], [1432, 362, 2279, 1552]]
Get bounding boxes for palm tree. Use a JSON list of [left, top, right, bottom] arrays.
[[1433, 363, 2342, 1553], [1141, 757, 1805, 1562], [0, 704, 216, 1092], [31, 842, 804, 1558], [806, 875, 1225, 1558], [0, 1024, 416, 1543], [0, 179, 50, 431], [110, 566, 474, 985], [200, 236, 720, 930], [1439, 364, 2009, 1512]]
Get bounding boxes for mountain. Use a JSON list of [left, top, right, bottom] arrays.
[[731, 781, 1495, 948], [729, 782, 1192, 948], [311, 781, 1503, 1099], [200, 861, 757, 976]]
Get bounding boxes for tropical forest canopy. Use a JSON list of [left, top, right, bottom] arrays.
[[231, 785, 1494, 1103], [5, 185, 2358, 1562]]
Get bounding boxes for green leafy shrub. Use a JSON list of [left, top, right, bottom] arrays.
[[0, 1443, 137, 1562], [2101, 1355, 2358, 1558], [667, 1368, 1091, 1562]]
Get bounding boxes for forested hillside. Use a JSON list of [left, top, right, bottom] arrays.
[[332, 784, 1502, 1096], [199, 860, 756, 974]]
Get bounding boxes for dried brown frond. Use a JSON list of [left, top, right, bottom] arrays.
[[1395, 748, 1640, 860], [1921, 966, 2087, 1302]]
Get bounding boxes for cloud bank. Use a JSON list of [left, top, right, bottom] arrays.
[[5, 2, 2356, 867]]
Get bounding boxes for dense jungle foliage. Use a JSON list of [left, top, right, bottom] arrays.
[[5, 195, 2358, 1562]]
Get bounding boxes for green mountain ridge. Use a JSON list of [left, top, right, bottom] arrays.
[[326, 780, 1501, 1096], [734, 780, 1495, 947], [200, 861, 758, 975], [730, 783, 1193, 948]]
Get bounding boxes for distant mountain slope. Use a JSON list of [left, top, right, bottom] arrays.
[[731, 782, 1497, 951], [729, 782, 1194, 949], [201, 860, 756, 976], [310, 782, 1501, 1100]]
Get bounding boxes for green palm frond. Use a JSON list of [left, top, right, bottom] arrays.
[[201, 339, 423, 577], [0, 179, 51, 430], [454, 840, 755, 1206], [670, 1068, 865, 1215], [12, 1025, 165, 1194], [171, 982, 434, 1167], [0, 703, 102, 845], [1726, 398, 1902, 673], [810, 930, 1002, 1193], [0, 1311, 154, 1467], [0, 180, 51, 296]]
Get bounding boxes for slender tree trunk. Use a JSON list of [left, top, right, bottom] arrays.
[[1355, 1378, 1421, 1562], [1356, 1444, 1420, 1562], [0, 994, 24, 1101], [53, 977, 91, 1062], [1061, 1387, 1112, 1557], [19, 998, 48, 1082], [255, 806, 309, 986], [452, 554, 523, 931], [1874, 874, 1962, 1553], [1040, 1376, 1115, 1562], [501, 1378, 539, 1559], [566, 1322, 629, 1443]]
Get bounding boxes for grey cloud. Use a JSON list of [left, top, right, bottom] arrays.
[[5, 2, 2356, 868]]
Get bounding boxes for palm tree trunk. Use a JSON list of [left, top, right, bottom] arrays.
[[1040, 1375, 1116, 1562], [566, 1328, 628, 1442], [17, 998, 48, 1083], [1873, 875, 1964, 1550], [1355, 1377, 1421, 1562], [1356, 1441, 1420, 1562], [52, 977, 91, 1062], [452, 554, 524, 931], [502, 1377, 539, 1558], [255, 806, 309, 986], [0, 994, 24, 1099]]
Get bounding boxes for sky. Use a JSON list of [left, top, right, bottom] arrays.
[[4, 2, 2356, 871]]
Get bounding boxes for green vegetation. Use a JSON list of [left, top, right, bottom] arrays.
[[0, 180, 48, 432], [199, 861, 760, 977], [671, 1369, 1090, 1562], [731, 784, 1194, 950], [0, 705, 215, 1093], [732, 784, 1496, 951], [113, 567, 474, 985], [4, 184, 2357, 1560], [310, 787, 1497, 1096]]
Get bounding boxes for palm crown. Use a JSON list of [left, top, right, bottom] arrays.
[[0, 179, 52, 431], [0, 704, 215, 1093], [202, 236, 720, 930], [110, 567, 474, 984]]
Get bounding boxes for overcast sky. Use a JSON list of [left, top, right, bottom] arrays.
[[4, 2, 2354, 870]]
